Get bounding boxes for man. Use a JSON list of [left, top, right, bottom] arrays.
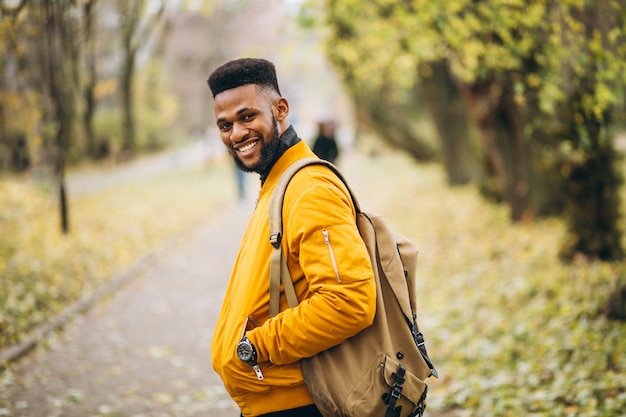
[[207, 58, 376, 417], [312, 120, 339, 164]]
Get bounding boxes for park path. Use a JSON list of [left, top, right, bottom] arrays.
[[0, 194, 252, 416], [65, 139, 224, 197], [1, 147, 455, 417]]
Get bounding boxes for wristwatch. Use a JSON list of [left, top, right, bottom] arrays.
[[236, 335, 257, 364], [236, 335, 264, 380]]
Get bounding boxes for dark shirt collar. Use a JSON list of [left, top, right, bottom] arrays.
[[259, 125, 301, 182]]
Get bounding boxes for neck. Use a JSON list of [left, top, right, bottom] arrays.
[[259, 125, 300, 182]]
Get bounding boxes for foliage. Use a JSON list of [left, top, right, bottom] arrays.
[[0, 6, 43, 171], [317, 0, 626, 122], [343, 149, 626, 416], [134, 59, 181, 152], [312, 0, 626, 259], [90, 60, 180, 158], [0, 0, 182, 172], [0, 157, 234, 349]]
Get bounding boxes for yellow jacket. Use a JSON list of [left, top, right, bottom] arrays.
[[211, 140, 376, 416]]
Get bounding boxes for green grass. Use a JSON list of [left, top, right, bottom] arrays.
[[1, 149, 625, 416]]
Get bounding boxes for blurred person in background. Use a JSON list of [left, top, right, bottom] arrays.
[[235, 163, 246, 201], [312, 120, 339, 164]]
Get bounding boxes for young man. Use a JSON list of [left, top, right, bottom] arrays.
[[207, 58, 376, 417]]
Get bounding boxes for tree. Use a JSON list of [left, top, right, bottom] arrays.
[[0, 0, 187, 172], [0, 0, 76, 232], [0, 0, 34, 172], [41, 0, 80, 233], [417, 60, 477, 185], [316, 0, 626, 260], [82, 0, 100, 159], [117, 0, 166, 155]]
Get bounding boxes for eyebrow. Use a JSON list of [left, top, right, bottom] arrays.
[[216, 107, 255, 124]]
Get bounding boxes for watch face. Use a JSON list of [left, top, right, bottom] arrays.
[[237, 341, 254, 362]]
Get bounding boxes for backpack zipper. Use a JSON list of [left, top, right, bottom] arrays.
[[322, 229, 342, 283]]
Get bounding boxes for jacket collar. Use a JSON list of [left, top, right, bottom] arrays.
[[261, 140, 317, 194]]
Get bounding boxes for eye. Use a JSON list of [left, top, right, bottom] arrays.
[[219, 122, 232, 132], [242, 113, 255, 122]]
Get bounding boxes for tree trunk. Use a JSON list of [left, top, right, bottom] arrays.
[[118, 0, 140, 154], [121, 50, 136, 154], [117, 0, 164, 155], [558, 117, 623, 261], [356, 85, 436, 162], [457, 76, 530, 221], [43, 0, 70, 233], [500, 81, 529, 221], [418, 61, 476, 186], [557, 4, 624, 261], [458, 80, 510, 203], [83, 0, 98, 159]]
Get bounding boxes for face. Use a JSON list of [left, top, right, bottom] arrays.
[[214, 84, 288, 174]]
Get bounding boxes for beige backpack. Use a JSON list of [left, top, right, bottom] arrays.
[[268, 158, 438, 417]]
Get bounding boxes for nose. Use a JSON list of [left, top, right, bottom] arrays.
[[231, 122, 248, 142]]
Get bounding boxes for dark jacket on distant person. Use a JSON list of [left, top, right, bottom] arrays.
[[312, 134, 339, 163]]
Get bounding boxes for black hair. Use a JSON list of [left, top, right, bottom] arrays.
[[207, 58, 281, 98]]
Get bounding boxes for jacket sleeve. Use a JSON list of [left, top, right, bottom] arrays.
[[248, 172, 376, 365]]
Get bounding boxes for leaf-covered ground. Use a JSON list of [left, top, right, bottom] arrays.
[[0, 158, 236, 350], [1, 149, 625, 416], [342, 151, 626, 417]]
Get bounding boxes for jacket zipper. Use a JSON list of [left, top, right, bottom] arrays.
[[322, 229, 342, 283]]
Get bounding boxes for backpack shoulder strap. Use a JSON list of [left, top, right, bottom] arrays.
[[269, 158, 360, 244], [268, 158, 360, 317]]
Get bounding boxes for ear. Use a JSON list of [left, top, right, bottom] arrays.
[[273, 97, 289, 122]]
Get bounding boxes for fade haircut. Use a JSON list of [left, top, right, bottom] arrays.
[[207, 58, 281, 98]]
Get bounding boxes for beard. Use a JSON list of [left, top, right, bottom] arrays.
[[232, 116, 282, 175]]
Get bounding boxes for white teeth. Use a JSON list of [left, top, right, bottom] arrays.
[[238, 141, 257, 153]]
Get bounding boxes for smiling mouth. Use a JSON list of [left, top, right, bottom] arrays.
[[235, 140, 259, 154]]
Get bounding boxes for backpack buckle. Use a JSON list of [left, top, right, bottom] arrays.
[[384, 365, 406, 417], [269, 233, 281, 248]]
